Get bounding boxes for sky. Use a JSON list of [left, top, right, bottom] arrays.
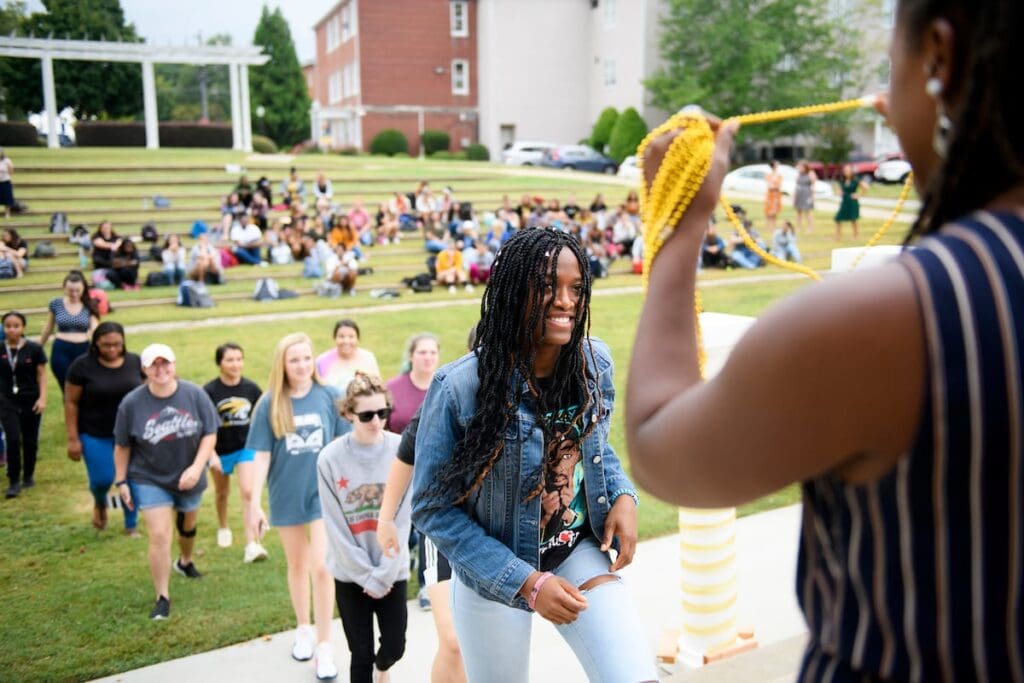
[[23, 1, 326, 64]]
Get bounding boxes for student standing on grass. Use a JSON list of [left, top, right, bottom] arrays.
[[246, 332, 351, 680], [203, 342, 268, 563], [625, 1, 1024, 678], [412, 228, 656, 682], [1, 311, 46, 499], [39, 270, 98, 394], [316, 319, 380, 394], [114, 344, 219, 620], [65, 322, 143, 534], [318, 372, 409, 683]]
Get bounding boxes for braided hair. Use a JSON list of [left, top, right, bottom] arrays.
[[435, 227, 601, 505], [900, 0, 1024, 240]]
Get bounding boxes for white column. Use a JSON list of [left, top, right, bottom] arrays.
[[141, 60, 159, 149], [239, 64, 253, 152], [310, 103, 319, 149], [41, 54, 58, 149], [229, 61, 242, 151]]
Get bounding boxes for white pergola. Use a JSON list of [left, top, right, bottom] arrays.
[[0, 36, 269, 150]]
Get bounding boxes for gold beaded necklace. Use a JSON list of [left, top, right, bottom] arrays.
[[637, 97, 915, 374]]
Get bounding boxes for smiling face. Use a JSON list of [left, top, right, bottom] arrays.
[[145, 357, 176, 389], [349, 392, 390, 442], [64, 278, 85, 302], [410, 338, 440, 376], [219, 348, 244, 383], [530, 247, 584, 356], [284, 342, 314, 388], [334, 325, 359, 358]]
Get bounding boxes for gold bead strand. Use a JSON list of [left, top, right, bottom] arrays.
[[847, 172, 914, 271]]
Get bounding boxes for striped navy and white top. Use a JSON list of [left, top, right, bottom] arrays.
[[798, 211, 1024, 682]]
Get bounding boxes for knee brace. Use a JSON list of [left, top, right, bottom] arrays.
[[176, 511, 197, 538]]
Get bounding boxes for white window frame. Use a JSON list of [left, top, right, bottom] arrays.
[[351, 59, 360, 95], [328, 70, 342, 104], [450, 1, 469, 38], [326, 16, 339, 52], [341, 3, 357, 42], [603, 0, 616, 29], [603, 58, 616, 86], [451, 59, 469, 95]]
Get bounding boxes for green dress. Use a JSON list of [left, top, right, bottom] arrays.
[[834, 179, 860, 222]]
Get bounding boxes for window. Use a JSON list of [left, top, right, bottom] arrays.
[[326, 15, 339, 52], [451, 1, 468, 37], [341, 3, 357, 42], [451, 59, 469, 95], [341, 62, 360, 98], [603, 58, 616, 86], [603, 0, 616, 29], [351, 60, 360, 95], [328, 70, 342, 104]]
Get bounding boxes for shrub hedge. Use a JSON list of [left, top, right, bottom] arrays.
[[465, 143, 490, 161], [420, 129, 450, 156], [75, 122, 234, 147], [0, 122, 40, 146], [251, 134, 277, 154], [369, 129, 409, 156]]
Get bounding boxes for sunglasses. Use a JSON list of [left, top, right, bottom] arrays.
[[355, 408, 392, 423]]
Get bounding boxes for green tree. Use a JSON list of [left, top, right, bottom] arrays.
[[155, 34, 233, 122], [250, 5, 310, 148], [0, 0, 142, 119], [607, 107, 648, 163], [645, 0, 861, 142], [589, 106, 618, 152]]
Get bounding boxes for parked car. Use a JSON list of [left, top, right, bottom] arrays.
[[874, 157, 912, 184], [502, 140, 556, 166], [617, 155, 641, 180], [722, 164, 834, 199], [540, 145, 618, 174], [808, 152, 904, 181]]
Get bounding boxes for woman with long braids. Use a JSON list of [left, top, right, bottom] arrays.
[[412, 228, 656, 682], [627, 1, 1024, 680]]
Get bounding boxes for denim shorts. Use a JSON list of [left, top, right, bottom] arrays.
[[217, 448, 255, 476], [130, 480, 203, 512]]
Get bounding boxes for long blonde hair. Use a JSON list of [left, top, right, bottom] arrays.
[[263, 332, 324, 438]]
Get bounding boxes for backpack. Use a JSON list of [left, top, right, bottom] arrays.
[[0, 258, 15, 279], [145, 271, 171, 287], [253, 278, 298, 301], [50, 212, 69, 234], [191, 220, 209, 238], [69, 225, 91, 247], [10, 200, 27, 215], [180, 281, 214, 308], [33, 241, 57, 258], [141, 222, 159, 243], [88, 287, 111, 316], [152, 195, 170, 209], [402, 273, 433, 293]]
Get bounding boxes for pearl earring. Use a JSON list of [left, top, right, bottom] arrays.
[[925, 77, 943, 98]]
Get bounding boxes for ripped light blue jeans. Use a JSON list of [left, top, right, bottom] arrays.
[[451, 537, 657, 683]]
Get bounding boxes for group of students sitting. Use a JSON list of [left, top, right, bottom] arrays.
[[699, 205, 804, 270]]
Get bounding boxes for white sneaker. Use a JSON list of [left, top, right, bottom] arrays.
[[243, 541, 268, 563], [465, 283, 474, 292], [448, 284, 456, 294], [217, 528, 233, 548], [292, 625, 315, 661], [314, 642, 339, 680]]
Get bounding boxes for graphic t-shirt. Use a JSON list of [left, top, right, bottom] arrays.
[[246, 384, 351, 526], [203, 376, 262, 455], [114, 381, 219, 494], [537, 382, 591, 571]]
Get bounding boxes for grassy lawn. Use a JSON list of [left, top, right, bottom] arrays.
[[0, 147, 926, 681]]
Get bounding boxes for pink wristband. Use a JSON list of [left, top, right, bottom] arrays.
[[528, 572, 554, 611]]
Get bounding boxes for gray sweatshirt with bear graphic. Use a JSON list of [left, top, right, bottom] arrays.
[[316, 430, 411, 596]]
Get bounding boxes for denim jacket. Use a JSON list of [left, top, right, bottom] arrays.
[[411, 337, 637, 610]]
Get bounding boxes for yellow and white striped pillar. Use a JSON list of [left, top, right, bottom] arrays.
[[677, 507, 738, 666]]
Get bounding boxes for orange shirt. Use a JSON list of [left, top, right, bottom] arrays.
[[436, 249, 463, 272]]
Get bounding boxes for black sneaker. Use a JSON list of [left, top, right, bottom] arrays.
[[150, 595, 170, 620], [5, 481, 20, 499], [173, 558, 202, 579], [21, 477, 34, 489]]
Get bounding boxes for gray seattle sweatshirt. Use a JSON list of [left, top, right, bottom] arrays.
[[316, 431, 411, 595]]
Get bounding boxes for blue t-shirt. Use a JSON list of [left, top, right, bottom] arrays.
[[246, 384, 351, 526]]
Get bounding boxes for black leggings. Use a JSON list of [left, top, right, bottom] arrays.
[[334, 580, 407, 683], [4, 394, 41, 484]]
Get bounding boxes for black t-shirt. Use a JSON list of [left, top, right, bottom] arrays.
[[203, 376, 263, 455], [535, 378, 591, 571], [0, 340, 46, 400], [397, 406, 420, 466], [564, 204, 581, 220], [66, 352, 144, 437]]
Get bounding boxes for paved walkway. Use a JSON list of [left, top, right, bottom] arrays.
[[92, 505, 806, 682]]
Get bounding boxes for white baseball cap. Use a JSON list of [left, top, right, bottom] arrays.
[[141, 343, 176, 368]]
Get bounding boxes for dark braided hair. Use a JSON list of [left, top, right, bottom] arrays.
[[900, 0, 1024, 241], [434, 227, 601, 505]]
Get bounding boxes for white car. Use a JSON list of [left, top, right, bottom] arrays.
[[874, 158, 912, 184], [501, 140, 556, 166], [617, 155, 641, 180], [722, 164, 834, 199]]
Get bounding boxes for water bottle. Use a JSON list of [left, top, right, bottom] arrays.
[[79, 247, 88, 269]]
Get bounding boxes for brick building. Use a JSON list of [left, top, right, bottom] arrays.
[[310, 0, 478, 154]]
